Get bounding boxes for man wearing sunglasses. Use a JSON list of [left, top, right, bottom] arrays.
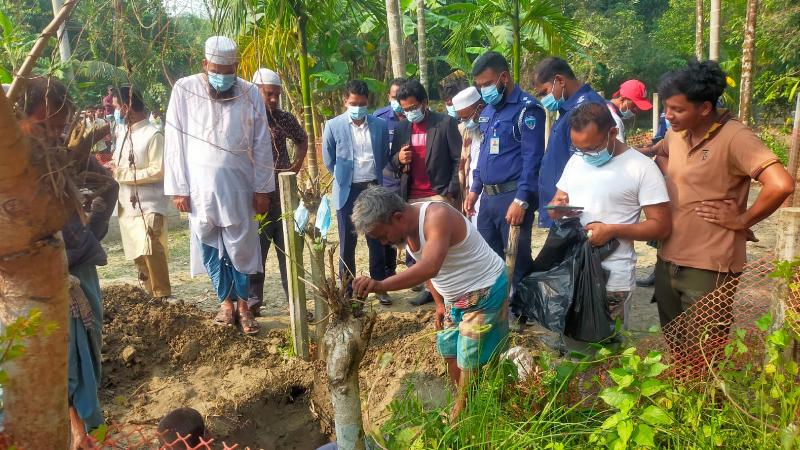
[[547, 102, 671, 335]]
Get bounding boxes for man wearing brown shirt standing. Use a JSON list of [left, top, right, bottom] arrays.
[[249, 68, 309, 315], [643, 61, 794, 328]]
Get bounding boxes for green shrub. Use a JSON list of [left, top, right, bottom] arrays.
[[759, 131, 791, 166]]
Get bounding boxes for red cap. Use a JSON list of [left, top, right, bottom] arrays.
[[613, 80, 653, 111]]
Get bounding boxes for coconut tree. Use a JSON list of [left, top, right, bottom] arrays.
[[417, 0, 427, 88], [738, 0, 758, 125], [443, 0, 587, 83], [695, 0, 704, 61], [386, 0, 405, 78]]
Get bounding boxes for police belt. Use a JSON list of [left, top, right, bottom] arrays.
[[484, 179, 518, 196], [352, 180, 378, 190], [382, 168, 401, 179]]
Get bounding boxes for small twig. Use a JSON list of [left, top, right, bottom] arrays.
[[125, 382, 147, 403]]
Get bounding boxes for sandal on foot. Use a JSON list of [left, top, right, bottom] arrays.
[[213, 308, 236, 327], [238, 310, 260, 335]]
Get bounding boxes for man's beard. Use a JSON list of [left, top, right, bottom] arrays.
[[207, 80, 237, 101], [390, 233, 409, 250], [469, 128, 481, 142]]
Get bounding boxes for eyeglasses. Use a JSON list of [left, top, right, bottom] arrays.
[[401, 103, 422, 113], [569, 129, 611, 156]]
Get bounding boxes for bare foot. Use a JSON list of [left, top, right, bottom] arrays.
[[69, 406, 88, 450]]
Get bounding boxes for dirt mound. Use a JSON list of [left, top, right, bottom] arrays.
[[100, 285, 332, 449]]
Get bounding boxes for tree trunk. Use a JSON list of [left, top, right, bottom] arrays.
[[738, 0, 757, 125], [512, 0, 521, 83], [709, 0, 720, 61], [695, 0, 704, 61], [298, 16, 318, 179], [0, 79, 72, 450], [416, 0, 427, 88], [385, 0, 405, 78]]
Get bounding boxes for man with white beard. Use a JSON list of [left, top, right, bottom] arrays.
[[164, 36, 275, 335], [452, 87, 485, 224]]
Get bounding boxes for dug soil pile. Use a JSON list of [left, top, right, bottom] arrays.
[[99, 285, 452, 449]]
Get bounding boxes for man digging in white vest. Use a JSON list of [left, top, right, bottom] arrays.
[[351, 186, 509, 420]]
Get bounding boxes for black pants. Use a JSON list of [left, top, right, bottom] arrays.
[[248, 210, 289, 309], [336, 185, 387, 283]]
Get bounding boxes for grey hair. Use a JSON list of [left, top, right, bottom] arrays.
[[351, 185, 406, 234]]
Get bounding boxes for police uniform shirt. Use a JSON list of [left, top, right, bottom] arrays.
[[471, 85, 546, 205], [538, 83, 606, 228], [374, 105, 404, 190]]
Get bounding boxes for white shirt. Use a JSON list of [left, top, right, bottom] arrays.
[[467, 130, 481, 223], [163, 74, 275, 276], [556, 149, 669, 291], [606, 104, 626, 143], [349, 115, 376, 183]]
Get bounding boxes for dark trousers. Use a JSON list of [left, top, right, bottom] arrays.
[[337, 186, 387, 282], [248, 210, 289, 309], [476, 190, 535, 289]]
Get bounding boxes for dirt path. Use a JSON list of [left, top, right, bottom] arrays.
[[96, 186, 777, 449]]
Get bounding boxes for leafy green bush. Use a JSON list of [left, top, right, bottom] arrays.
[[759, 131, 791, 166], [375, 318, 800, 450]]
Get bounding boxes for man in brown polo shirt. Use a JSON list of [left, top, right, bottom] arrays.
[[643, 61, 794, 328]]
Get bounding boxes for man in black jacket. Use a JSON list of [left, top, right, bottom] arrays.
[[390, 80, 462, 305]]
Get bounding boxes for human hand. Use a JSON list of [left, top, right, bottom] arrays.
[[173, 195, 191, 213], [104, 161, 116, 171], [399, 144, 412, 164], [435, 302, 445, 331], [695, 199, 745, 231], [584, 222, 614, 246], [506, 201, 525, 225], [464, 192, 479, 216], [352, 276, 385, 298], [549, 192, 582, 219], [253, 193, 270, 215]]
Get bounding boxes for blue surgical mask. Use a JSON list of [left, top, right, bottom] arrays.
[[541, 78, 565, 111], [208, 72, 236, 92], [348, 105, 367, 121], [481, 74, 506, 106], [406, 107, 425, 124], [446, 105, 458, 118], [464, 119, 480, 131], [114, 109, 125, 125], [391, 100, 403, 114], [620, 102, 635, 119], [581, 131, 614, 167]]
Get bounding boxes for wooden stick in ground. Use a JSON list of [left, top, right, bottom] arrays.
[[506, 225, 521, 297], [280, 172, 310, 360], [6, 0, 80, 103]]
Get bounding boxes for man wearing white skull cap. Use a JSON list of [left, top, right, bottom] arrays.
[[164, 36, 275, 334], [452, 86, 485, 225], [247, 68, 308, 313]]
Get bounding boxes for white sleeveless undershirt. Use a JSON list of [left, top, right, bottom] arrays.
[[406, 202, 505, 302]]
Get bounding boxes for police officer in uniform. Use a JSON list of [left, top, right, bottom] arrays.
[[373, 77, 407, 281], [464, 52, 545, 316], [533, 57, 606, 229]]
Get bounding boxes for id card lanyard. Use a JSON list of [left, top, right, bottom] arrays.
[[490, 119, 500, 155]]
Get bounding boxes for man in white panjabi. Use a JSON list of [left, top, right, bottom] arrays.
[[164, 36, 275, 335], [106, 86, 173, 300], [452, 87, 485, 225]]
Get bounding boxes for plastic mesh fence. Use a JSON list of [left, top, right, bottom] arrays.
[[625, 131, 654, 148], [639, 252, 776, 378]]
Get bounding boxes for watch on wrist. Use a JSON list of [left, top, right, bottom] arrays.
[[513, 198, 529, 210], [648, 145, 655, 158]]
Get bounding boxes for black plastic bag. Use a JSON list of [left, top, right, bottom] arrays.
[[563, 239, 618, 343]]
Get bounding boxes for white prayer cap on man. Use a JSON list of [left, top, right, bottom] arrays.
[[452, 86, 481, 111], [205, 36, 238, 65], [252, 68, 281, 86]]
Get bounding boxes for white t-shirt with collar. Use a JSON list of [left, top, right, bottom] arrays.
[[556, 149, 669, 291]]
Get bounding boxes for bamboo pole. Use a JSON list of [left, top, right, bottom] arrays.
[[7, 0, 79, 103], [769, 207, 800, 363], [653, 93, 660, 138], [280, 172, 310, 360], [785, 94, 800, 207]]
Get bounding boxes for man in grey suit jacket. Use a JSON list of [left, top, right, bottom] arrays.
[[390, 80, 462, 306], [322, 80, 392, 305]]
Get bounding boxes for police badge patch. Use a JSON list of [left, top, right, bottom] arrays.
[[524, 116, 536, 130]]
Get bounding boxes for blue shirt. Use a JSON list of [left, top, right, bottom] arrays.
[[538, 83, 606, 228], [374, 105, 404, 190], [471, 85, 545, 205]]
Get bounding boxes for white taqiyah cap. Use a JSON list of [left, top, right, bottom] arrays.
[[205, 36, 238, 65], [252, 68, 281, 86], [452, 86, 481, 111]]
